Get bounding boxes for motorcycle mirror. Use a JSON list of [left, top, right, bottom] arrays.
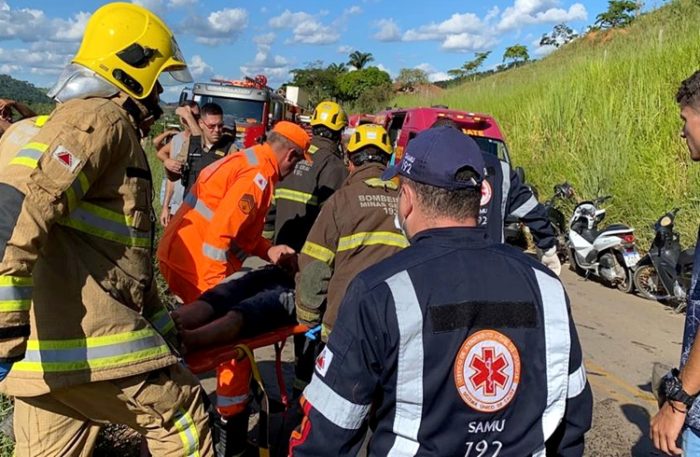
[[660, 216, 672, 227]]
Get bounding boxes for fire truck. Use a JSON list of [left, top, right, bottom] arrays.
[[179, 74, 306, 148]]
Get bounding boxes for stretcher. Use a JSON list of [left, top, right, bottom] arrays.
[[185, 324, 309, 457]]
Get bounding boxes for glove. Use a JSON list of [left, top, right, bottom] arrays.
[[541, 247, 562, 276], [0, 362, 13, 382]]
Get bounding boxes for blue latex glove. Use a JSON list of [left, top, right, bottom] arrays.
[[0, 362, 13, 382], [305, 325, 322, 341]]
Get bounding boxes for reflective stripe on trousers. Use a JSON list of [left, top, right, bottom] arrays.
[[385, 270, 424, 457], [173, 407, 203, 457], [0, 275, 32, 312], [12, 328, 171, 373]]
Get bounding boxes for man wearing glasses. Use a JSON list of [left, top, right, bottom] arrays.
[[176, 102, 237, 194]]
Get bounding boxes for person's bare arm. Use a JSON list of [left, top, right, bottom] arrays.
[[160, 179, 175, 227], [153, 129, 178, 150], [176, 106, 202, 136], [10, 101, 35, 119]]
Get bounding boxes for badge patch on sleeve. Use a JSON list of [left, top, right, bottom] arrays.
[[315, 346, 334, 377], [238, 193, 255, 214], [454, 330, 520, 413], [254, 173, 268, 191], [52, 146, 81, 173]]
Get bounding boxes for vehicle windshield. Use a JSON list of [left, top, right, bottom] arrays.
[[196, 95, 265, 124], [469, 136, 510, 164]]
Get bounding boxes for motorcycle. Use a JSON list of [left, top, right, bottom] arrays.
[[567, 195, 640, 292], [633, 208, 694, 313], [543, 182, 576, 263]]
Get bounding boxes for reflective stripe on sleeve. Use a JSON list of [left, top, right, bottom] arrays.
[[274, 188, 319, 206], [337, 231, 409, 252], [202, 243, 228, 262], [9, 142, 47, 169], [568, 363, 587, 398], [173, 408, 202, 457], [228, 241, 248, 262], [58, 201, 150, 248], [304, 374, 371, 430], [34, 115, 49, 127], [533, 268, 571, 444], [0, 275, 32, 312], [216, 393, 250, 408], [301, 241, 335, 264], [147, 308, 176, 337], [243, 148, 258, 166], [64, 172, 91, 212], [13, 328, 171, 373], [510, 195, 539, 219], [385, 270, 424, 457], [499, 161, 511, 243], [184, 193, 214, 221]]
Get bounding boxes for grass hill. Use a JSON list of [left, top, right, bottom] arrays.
[[395, 0, 700, 245], [0, 74, 51, 104]]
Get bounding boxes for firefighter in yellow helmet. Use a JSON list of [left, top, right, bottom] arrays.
[[295, 124, 409, 342], [0, 3, 213, 455]]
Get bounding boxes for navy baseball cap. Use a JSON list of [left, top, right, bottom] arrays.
[[382, 126, 484, 190]]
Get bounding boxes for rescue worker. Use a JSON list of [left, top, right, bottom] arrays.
[[0, 98, 36, 137], [157, 120, 310, 304], [176, 102, 237, 195], [266, 100, 348, 251], [157, 100, 200, 226], [0, 3, 214, 455], [430, 117, 562, 275], [295, 123, 408, 342], [290, 127, 593, 456]]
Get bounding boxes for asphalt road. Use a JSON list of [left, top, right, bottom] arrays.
[[199, 264, 685, 456]]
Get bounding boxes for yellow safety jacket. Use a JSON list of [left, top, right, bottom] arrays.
[[0, 96, 177, 396]]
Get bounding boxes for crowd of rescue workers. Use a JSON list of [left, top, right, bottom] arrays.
[[4, 2, 700, 457]]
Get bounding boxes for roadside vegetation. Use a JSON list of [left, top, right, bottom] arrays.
[[395, 0, 700, 245]]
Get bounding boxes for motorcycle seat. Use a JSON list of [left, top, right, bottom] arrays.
[[601, 224, 633, 233]]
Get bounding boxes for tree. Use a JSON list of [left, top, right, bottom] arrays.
[[540, 23, 578, 48], [503, 45, 529, 65], [337, 66, 392, 101], [449, 51, 491, 80], [595, 0, 638, 29], [289, 61, 341, 106], [395, 68, 430, 92], [327, 62, 348, 74], [347, 51, 374, 70]]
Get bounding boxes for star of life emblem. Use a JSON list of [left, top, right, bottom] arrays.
[[454, 330, 521, 413]]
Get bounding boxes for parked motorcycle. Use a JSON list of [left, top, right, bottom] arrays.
[[568, 195, 640, 292], [543, 182, 576, 263], [633, 208, 694, 312]]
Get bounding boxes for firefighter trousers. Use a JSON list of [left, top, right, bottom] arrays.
[[13, 362, 214, 457]]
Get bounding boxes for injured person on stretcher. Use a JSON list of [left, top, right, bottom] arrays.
[[171, 264, 297, 353]]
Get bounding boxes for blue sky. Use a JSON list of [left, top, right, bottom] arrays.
[[0, 0, 641, 101]]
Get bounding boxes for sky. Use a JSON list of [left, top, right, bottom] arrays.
[[0, 0, 649, 101]]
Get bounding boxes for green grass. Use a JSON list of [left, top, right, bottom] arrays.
[[395, 0, 700, 246]]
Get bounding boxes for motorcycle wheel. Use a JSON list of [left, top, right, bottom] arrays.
[[569, 248, 585, 275], [633, 264, 663, 300], [616, 267, 634, 293]]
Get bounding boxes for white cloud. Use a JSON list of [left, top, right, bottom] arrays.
[[0, 3, 90, 43], [404, 13, 484, 41], [376, 63, 395, 78], [374, 19, 401, 42], [416, 63, 450, 82], [485, 6, 501, 22], [180, 8, 248, 46], [189, 55, 214, 79], [240, 32, 291, 86], [344, 6, 363, 15], [268, 10, 339, 45], [338, 45, 354, 54], [168, 0, 197, 7], [0, 64, 20, 74], [132, 0, 166, 15], [498, 0, 587, 31], [442, 33, 499, 52]]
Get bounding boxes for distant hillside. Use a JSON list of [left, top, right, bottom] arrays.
[[0, 74, 51, 105], [395, 0, 700, 245]]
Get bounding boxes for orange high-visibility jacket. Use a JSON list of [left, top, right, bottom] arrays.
[[158, 144, 279, 302]]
